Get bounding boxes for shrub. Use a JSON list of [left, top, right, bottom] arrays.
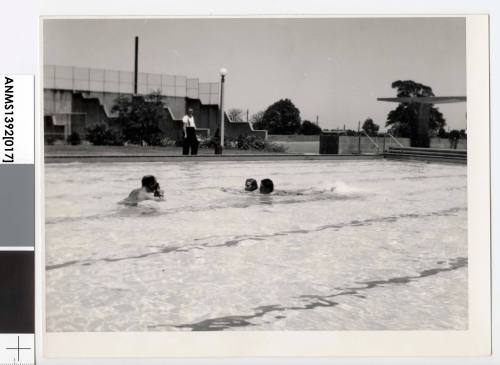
[[86, 123, 124, 146], [157, 137, 177, 147], [146, 132, 170, 147], [198, 136, 217, 149], [236, 134, 265, 150], [45, 135, 56, 145], [198, 134, 287, 153], [234, 134, 288, 152], [66, 132, 81, 145], [448, 129, 461, 149], [262, 141, 288, 153]]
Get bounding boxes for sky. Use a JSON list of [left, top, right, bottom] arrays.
[[43, 17, 467, 131]]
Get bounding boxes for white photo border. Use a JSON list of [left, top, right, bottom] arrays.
[[37, 14, 491, 359]]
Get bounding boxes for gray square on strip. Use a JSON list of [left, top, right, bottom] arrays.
[[0, 165, 34, 247]]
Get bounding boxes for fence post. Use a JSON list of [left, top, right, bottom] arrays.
[[53, 66, 56, 113], [358, 121, 361, 154]]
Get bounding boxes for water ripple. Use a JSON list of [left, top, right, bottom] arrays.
[[46, 206, 466, 271], [162, 257, 467, 331]]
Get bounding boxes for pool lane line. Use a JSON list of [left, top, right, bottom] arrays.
[[164, 257, 467, 331], [45, 206, 466, 271]]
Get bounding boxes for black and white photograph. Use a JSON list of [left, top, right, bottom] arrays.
[[43, 17, 470, 334]]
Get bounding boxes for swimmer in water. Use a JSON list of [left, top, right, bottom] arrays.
[[119, 175, 164, 206], [245, 178, 258, 192], [241, 178, 334, 196], [259, 178, 274, 194]]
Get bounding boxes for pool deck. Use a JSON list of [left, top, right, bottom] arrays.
[[44, 146, 467, 164], [44, 153, 383, 163]]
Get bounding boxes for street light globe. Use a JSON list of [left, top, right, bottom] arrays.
[[219, 68, 228, 76]]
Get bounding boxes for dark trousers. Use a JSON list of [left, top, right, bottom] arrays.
[[183, 127, 199, 155]]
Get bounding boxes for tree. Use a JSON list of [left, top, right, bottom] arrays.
[[227, 108, 244, 123], [437, 127, 448, 138], [385, 80, 446, 146], [112, 91, 167, 146], [449, 129, 461, 149], [362, 118, 380, 135], [300, 120, 322, 135], [259, 99, 301, 134], [250, 111, 265, 129], [66, 132, 82, 145]]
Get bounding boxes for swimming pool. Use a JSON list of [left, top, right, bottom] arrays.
[[45, 159, 467, 331]]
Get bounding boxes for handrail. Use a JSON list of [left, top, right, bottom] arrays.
[[362, 130, 380, 149], [387, 132, 404, 147]]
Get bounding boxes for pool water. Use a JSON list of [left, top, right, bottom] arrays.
[[45, 160, 467, 331]]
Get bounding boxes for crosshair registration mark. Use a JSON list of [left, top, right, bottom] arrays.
[[5, 336, 31, 362]]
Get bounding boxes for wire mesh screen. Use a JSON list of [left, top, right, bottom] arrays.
[[199, 82, 220, 104], [44, 65, 220, 104]]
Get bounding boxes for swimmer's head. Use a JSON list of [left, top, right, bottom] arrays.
[[141, 175, 159, 193], [260, 179, 274, 194], [245, 178, 258, 192]]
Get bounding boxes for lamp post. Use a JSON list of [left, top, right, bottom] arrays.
[[216, 68, 227, 154]]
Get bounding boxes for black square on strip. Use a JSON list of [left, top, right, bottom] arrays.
[[0, 251, 34, 333]]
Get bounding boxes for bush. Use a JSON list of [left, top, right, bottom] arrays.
[[198, 136, 217, 149], [234, 134, 288, 152], [86, 123, 124, 146], [45, 135, 56, 145], [146, 132, 170, 147], [236, 134, 266, 150], [448, 129, 460, 149], [198, 134, 287, 153], [66, 132, 81, 145], [157, 137, 177, 147], [262, 141, 288, 153]]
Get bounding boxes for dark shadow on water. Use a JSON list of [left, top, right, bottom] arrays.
[[46, 206, 466, 271], [160, 257, 467, 331]]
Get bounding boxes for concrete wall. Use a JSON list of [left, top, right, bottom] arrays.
[[430, 138, 467, 150], [44, 89, 267, 143], [321, 135, 466, 154], [338, 136, 411, 154], [268, 135, 319, 142], [72, 93, 108, 127], [44, 90, 72, 114]]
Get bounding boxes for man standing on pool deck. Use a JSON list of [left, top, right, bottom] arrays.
[[182, 108, 199, 155]]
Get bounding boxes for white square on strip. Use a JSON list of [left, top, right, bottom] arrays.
[[0, 334, 34, 364], [0, 75, 34, 165]]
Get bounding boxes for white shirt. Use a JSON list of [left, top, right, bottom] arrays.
[[182, 115, 196, 128]]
